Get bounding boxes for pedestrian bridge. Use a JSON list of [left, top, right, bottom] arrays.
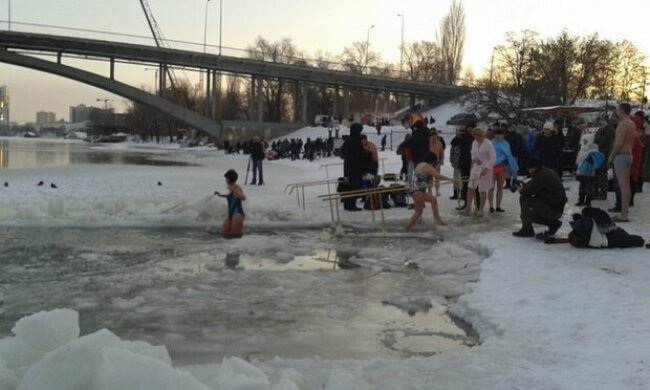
[[0, 31, 470, 138]]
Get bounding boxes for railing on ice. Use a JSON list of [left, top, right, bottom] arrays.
[[318, 158, 388, 179]]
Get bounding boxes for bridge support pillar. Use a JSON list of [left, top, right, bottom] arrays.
[[293, 81, 300, 123], [212, 70, 220, 121], [409, 94, 416, 110], [343, 88, 351, 118], [384, 92, 390, 113], [205, 70, 213, 118], [301, 82, 308, 124], [373, 91, 379, 115], [109, 58, 115, 80], [158, 64, 167, 97], [332, 86, 339, 119], [257, 77, 264, 122], [249, 76, 256, 120]]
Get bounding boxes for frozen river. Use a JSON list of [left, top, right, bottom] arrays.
[[0, 138, 483, 366], [0, 225, 482, 365]]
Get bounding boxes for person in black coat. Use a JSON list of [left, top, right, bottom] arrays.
[[451, 122, 475, 209], [405, 121, 430, 166], [532, 122, 564, 178], [340, 123, 371, 211]]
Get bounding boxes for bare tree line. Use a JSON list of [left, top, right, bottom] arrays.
[[464, 30, 648, 122]]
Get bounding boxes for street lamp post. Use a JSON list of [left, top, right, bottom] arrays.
[[219, 0, 223, 56], [203, 0, 211, 53], [199, 0, 211, 90], [8, 0, 11, 31], [365, 25, 375, 74], [397, 14, 404, 77]]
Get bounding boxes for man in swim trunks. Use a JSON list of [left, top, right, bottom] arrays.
[[608, 103, 637, 222]]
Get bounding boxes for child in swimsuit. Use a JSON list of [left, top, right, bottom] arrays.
[[215, 169, 247, 239]]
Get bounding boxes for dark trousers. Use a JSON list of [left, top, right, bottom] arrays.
[[520, 196, 563, 231], [578, 176, 595, 197], [595, 165, 609, 200], [459, 165, 471, 202], [344, 178, 361, 210], [251, 160, 264, 184]]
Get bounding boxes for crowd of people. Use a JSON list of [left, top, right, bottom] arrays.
[[219, 103, 649, 237]]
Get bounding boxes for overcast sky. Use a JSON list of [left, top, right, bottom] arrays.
[[1, 0, 650, 123]]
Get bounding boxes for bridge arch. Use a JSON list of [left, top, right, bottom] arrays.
[[0, 50, 223, 137]]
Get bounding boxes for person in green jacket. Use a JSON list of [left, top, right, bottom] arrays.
[[513, 158, 568, 238]]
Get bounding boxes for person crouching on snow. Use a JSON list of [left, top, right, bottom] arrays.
[[215, 169, 246, 239], [405, 153, 453, 232]]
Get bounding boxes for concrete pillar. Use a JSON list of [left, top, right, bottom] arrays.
[[384, 92, 390, 113], [374, 91, 379, 115], [409, 94, 416, 109], [158, 64, 167, 97], [343, 88, 351, 118], [205, 70, 212, 118], [301, 82, 308, 124], [212, 70, 220, 120], [249, 76, 256, 121], [293, 81, 300, 123], [257, 78, 264, 122], [332, 86, 339, 118]]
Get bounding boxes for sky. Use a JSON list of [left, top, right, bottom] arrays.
[[1, 0, 650, 124]]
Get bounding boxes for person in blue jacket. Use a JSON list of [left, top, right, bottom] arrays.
[[488, 128, 519, 212]]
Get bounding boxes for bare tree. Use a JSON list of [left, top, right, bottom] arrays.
[[247, 37, 303, 121], [438, 0, 466, 85], [403, 41, 445, 83], [612, 40, 647, 101], [341, 42, 382, 75]]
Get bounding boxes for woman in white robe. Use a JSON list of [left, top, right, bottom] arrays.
[[461, 127, 496, 217]]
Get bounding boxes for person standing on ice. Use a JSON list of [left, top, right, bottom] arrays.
[[461, 127, 496, 218], [406, 153, 453, 231], [361, 135, 379, 176], [215, 169, 246, 239], [429, 128, 445, 196], [512, 158, 567, 238], [488, 128, 518, 213], [249, 136, 266, 185], [608, 103, 637, 222], [532, 121, 564, 178], [340, 123, 371, 211], [452, 123, 475, 210]]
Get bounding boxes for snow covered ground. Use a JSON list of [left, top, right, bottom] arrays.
[[1, 135, 649, 389]]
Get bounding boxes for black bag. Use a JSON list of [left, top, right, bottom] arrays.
[[390, 184, 408, 208]]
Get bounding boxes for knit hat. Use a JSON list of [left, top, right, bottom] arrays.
[[543, 121, 555, 130]]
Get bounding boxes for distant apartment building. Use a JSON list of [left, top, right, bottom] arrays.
[[36, 111, 57, 124], [69, 104, 93, 123], [0, 85, 9, 129]]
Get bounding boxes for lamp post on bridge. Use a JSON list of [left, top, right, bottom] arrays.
[[7, 0, 11, 31], [219, 0, 223, 56], [365, 25, 375, 75], [199, 0, 211, 90], [397, 14, 404, 78]]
